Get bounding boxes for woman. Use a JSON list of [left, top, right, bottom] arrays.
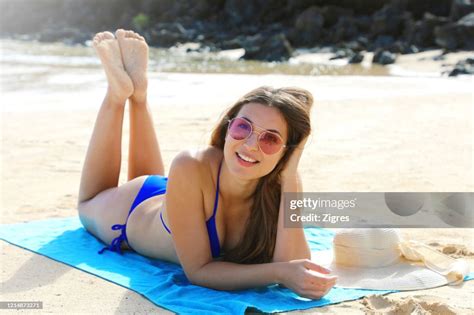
[[77, 29, 337, 300]]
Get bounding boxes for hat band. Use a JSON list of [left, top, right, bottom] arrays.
[[334, 244, 400, 268]]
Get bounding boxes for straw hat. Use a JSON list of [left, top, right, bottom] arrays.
[[313, 228, 470, 291]]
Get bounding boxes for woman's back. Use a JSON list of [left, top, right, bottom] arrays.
[[81, 146, 238, 264]]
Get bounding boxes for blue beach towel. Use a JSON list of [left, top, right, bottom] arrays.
[[1, 217, 472, 314]]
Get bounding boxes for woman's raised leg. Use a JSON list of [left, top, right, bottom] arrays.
[[78, 31, 134, 203], [115, 29, 165, 180]]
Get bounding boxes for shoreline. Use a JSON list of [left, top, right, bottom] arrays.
[[1, 38, 473, 84]]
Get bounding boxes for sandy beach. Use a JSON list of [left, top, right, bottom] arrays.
[[1, 41, 473, 313]]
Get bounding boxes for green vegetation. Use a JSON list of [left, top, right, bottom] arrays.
[[132, 13, 150, 31]]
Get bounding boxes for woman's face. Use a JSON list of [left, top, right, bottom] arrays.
[[224, 103, 288, 180]]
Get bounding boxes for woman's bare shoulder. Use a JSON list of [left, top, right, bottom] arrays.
[[170, 146, 223, 178]]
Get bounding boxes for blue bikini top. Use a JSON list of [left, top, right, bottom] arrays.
[[161, 159, 223, 258]]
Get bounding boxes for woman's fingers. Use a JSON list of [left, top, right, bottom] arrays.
[[287, 259, 338, 300], [306, 270, 337, 290], [302, 278, 336, 299], [303, 259, 332, 274]]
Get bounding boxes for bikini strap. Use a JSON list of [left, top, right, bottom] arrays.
[[211, 159, 223, 217]]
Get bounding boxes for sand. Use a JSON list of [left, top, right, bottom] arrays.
[[1, 49, 473, 313]]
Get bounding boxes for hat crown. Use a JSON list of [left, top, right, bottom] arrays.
[[333, 228, 401, 268], [334, 228, 401, 249]]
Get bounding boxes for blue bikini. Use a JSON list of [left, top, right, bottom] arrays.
[[98, 160, 223, 258]]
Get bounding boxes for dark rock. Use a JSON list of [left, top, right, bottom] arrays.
[[224, 0, 285, 25], [138, 0, 175, 21], [285, 0, 316, 16], [224, 0, 255, 25], [372, 4, 412, 37], [241, 33, 293, 62], [465, 57, 474, 64], [146, 29, 182, 47], [373, 49, 397, 65], [329, 49, 353, 60], [389, 40, 419, 54], [435, 12, 474, 50], [328, 16, 359, 43], [354, 15, 372, 33], [348, 52, 364, 64], [405, 44, 419, 54], [140, 0, 220, 22], [343, 40, 365, 52], [372, 35, 395, 50], [400, 0, 452, 19], [450, 0, 474, 21], [219, 37, 244, 50], [145, 23, 193, 47], [320, 5, 353, 27], [356, 36, 370, 49], [291, 6, 324, 46], [217, 23, 286, 50], [448, 57, 474, 76], [434, 24, 458, 50], [406, 13, 449, 48], [458, 9, 474, 26]]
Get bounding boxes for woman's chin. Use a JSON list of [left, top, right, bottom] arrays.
[[227, 161, 259, 180]]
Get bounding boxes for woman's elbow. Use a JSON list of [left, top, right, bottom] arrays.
[[185, 265, 213, 288], [184, 268, 202, 286], [186, 271, 227, 291]]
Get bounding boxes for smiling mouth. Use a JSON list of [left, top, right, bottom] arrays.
[[236, 152, 259, 164]]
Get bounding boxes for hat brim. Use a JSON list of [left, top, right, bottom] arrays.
[[312, 249, 450, 291]]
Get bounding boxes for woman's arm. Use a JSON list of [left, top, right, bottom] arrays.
[[272, 137, 312, 262], [166, 153, 280, 289], [191, 258, 336, 300], [190, 260, 280, 290], [272, 173, 311, 262], [166, 149, 335, 299]]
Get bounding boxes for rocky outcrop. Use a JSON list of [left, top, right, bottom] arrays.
[[242, 33, 293, 62], [448, 56, 474, 76], [372, 49, 397, 64], [0, 0, 473, 66], [435, 12, 474, 50]]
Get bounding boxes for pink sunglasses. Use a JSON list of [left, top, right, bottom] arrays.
[[227, 117, 286, 155]]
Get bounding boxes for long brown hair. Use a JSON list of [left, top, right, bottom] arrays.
[[210, 86, 313, 264]]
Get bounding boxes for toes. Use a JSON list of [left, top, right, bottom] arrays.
[[115, 29, 126, 40], [93, 33, 102, 42], [102, 31, 115, 40], [126, 30, 136, 38], [93, 31, 115, 44], [116, 29, 145, 42], [125, 30, 140, 41]]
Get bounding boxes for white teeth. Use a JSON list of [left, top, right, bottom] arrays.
[[237, 152, 257, 163]]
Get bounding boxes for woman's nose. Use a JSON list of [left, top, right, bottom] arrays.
[[244, 132, 259, 151]]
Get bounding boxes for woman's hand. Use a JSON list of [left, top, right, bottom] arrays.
[[281, 136, 309, 181], [276, 259, 337, 300]]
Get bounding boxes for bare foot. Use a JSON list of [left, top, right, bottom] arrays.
[[115, 29, 149, 104], [93, 31, 134, 104]]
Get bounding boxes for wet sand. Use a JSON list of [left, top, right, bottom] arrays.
[[1, 47, 473, 313]]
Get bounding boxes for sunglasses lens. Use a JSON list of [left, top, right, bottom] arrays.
[[259, 132, 283, 155], [228, 117, 284, 155], [228, 118, 251, 140]]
